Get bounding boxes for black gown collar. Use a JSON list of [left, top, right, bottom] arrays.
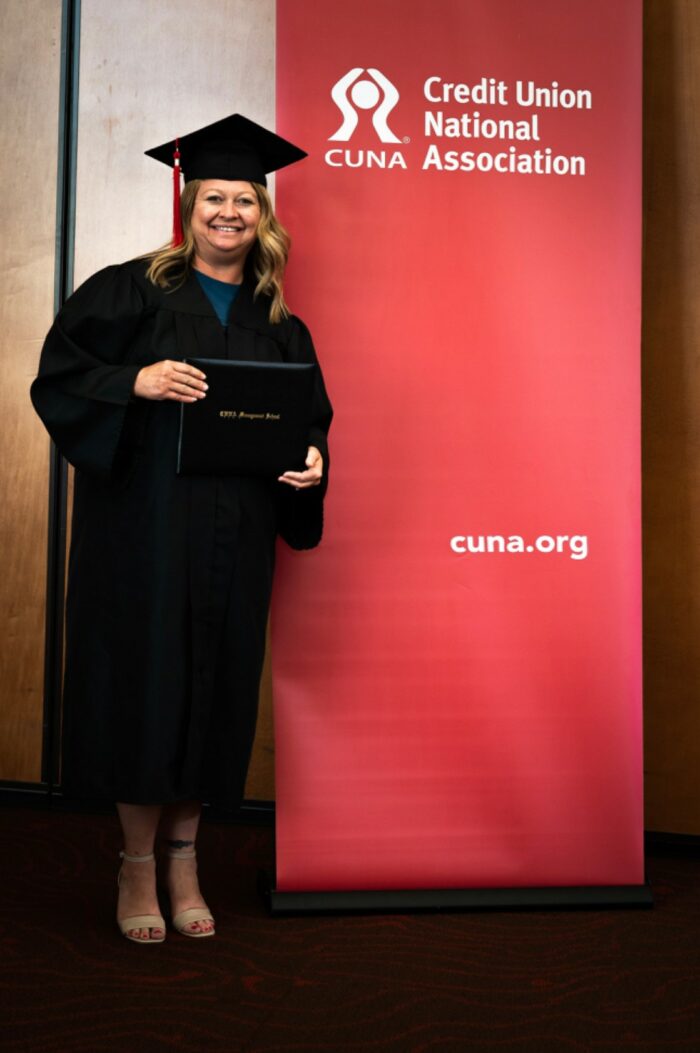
[[160, 266, 277, 335]]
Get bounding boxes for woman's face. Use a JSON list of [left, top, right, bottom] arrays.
[[190, 180, 261, 266]]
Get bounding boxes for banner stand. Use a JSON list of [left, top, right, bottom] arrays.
[[259, 872, 653, 916], [273, 0, 645, 899]]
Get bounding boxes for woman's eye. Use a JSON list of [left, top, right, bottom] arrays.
[[201, 194, 256, 207]]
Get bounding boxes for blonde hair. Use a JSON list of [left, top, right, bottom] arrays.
[[144, 180, 291, 323]]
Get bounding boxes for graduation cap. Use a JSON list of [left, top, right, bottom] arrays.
[[145, 113, 307, 245]]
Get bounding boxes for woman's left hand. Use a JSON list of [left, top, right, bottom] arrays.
[[278, 446, 323, 490]]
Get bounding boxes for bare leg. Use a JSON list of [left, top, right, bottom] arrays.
[[116, 802, 165, 941], [159, 800, 214, 936]]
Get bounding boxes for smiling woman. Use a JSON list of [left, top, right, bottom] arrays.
[[30, 112, 332, 945]]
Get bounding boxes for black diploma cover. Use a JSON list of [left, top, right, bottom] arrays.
[[177, 357, 316, 478]]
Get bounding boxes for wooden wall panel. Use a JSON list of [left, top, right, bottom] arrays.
[[0, 0, 63, 782], [643, 0, 700, 833], [74, 0, 276, 800]]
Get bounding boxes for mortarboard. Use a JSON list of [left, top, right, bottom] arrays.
[[145, 113, 307, 245]]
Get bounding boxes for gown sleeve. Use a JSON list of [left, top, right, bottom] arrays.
[[278, 316, 334, 550], [30, 264, 148, 480]]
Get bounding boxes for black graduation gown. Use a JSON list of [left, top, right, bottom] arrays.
[[31, 259, 332, 807]]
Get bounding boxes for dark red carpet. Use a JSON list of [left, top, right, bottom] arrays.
[[1, 806, 698, 1052]]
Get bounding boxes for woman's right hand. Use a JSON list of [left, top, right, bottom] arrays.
[[133, 361, 208, 402]]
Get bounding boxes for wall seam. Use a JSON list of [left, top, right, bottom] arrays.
[[42, 0, 81, 793]]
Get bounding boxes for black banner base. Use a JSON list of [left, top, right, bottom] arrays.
[[259, 871, 653, 916]]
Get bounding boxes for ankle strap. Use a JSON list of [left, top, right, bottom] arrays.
[[167, 848, 196, 859], [119, 850, 155, 863]]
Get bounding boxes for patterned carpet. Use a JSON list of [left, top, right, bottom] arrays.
[[1, 806, 698, 1053]]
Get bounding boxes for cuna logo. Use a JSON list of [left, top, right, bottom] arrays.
[[326, 67, 408, 170]]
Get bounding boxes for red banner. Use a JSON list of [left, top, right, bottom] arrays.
[[272, 0, 643, 892]]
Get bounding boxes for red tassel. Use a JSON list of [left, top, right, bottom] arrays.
[[172, 138, 183, 247]]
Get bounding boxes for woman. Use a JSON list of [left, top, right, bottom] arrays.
[[31, 114, 332, 943]]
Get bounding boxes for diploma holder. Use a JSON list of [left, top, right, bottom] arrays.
[[177, 358, 316, 478]]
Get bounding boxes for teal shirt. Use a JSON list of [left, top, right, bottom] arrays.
[[194, 270, 240, 325]]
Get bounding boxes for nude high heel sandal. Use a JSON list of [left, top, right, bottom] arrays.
[[167, 848, 216, 938], [117, 851, 166, 944]]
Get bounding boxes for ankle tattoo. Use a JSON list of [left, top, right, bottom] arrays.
[[165, 839, 194, 850]]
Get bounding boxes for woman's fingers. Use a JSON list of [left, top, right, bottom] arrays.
[[305, 446, 322, 470], [278, 475, 319, 489], [170, 362, 208, 395], [173, 362, 208, 390], [171, 381, 205, 398], [278, 448, 323, 489], [133, 361, 208, 401]]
